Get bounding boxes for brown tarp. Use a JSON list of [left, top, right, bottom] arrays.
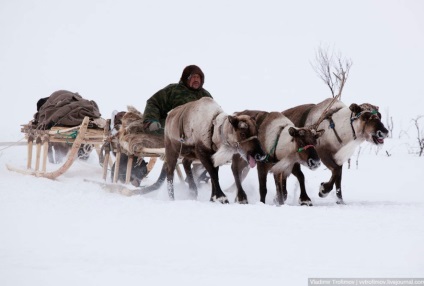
[[34, 90, 101, 129]]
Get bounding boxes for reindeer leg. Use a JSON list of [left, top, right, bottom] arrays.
[[196, 147, 228, 204], [319, 164, 341, 199], [335, 167, 345, 205], [231, 154, 249, 204], [209, 165, 229, 204], [292, 163, 312, 206], [182, 158, 197, 199], [273, 173, 285, 206], [166, 155, 178, 201], [276, 173, 288, 203], [280, 175, 288, 202], [257, 162, 269, 204], [204, 162, 228, 204]]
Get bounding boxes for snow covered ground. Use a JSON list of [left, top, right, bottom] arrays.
[[1, 137, 423, 286]]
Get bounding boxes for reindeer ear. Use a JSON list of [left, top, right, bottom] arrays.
[[288, 127, 298, 137], [228, 115, 239, 129], [316, 129, 325, 138], [349, 103, 362, 114]]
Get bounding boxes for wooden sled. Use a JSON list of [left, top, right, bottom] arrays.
[[6, 116, 185, 193], [7, 116, 106, 179], [101, 131, 184, 186]]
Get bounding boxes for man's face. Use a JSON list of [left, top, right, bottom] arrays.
[[188, 74, 201, 89]]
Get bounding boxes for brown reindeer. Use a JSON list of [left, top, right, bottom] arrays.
[[231, 111, 324, 205], [164, 97, 266, 203], [282, 98, 388, 204]]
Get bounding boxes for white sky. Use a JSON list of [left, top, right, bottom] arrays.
[[1, 0, 423, 140]]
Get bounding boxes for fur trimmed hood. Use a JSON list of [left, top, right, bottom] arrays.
[[180, 65, 204, 89]]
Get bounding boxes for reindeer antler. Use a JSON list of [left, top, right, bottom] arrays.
[[309, 46, 352, 130]]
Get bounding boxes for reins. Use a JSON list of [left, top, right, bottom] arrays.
[[0, 137, 26, 152]]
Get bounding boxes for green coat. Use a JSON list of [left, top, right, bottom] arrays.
[[143, 82, 213, 127]]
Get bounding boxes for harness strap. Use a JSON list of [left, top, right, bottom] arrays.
[[210, 112, 222, 151], [178, 105, 190, 142], [265, 126, 284, 163], [350, 112, 359, 140], [327, 116, 343, 144]]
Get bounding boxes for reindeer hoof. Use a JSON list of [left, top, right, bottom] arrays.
[[336, 199, 346, 205], [319, 183, 330, 198], [273, 196, 284, 206], [211, 195, 229, 204], [235, 197, 248, 204], [299, 199, 313, 206]]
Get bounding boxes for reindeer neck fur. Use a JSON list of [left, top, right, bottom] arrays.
[[260, 113, 297, 177], [212, 113, 240, 167]]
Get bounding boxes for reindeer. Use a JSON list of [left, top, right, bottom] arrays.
[[282, 99, 388, 204], [230, 48, 388, 206], [278, 47, 388, 205], [231, 111, 324, 205], [164, 97, 266, 203]]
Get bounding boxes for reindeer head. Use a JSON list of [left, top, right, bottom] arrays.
[[289, 127, 324, 170], [349, 103, 388, 145], [228, 115, 266, 168]]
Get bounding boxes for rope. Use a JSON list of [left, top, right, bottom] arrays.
[[56, 130, 78, 138], [56, 130, 78, 145], [0, 137, 26, 152]]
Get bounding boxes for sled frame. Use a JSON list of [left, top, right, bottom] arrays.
[[7, 116, 184, 184]]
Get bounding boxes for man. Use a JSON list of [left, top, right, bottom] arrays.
[[136, 65, 212, 190], [142, 65, 213, 134]]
